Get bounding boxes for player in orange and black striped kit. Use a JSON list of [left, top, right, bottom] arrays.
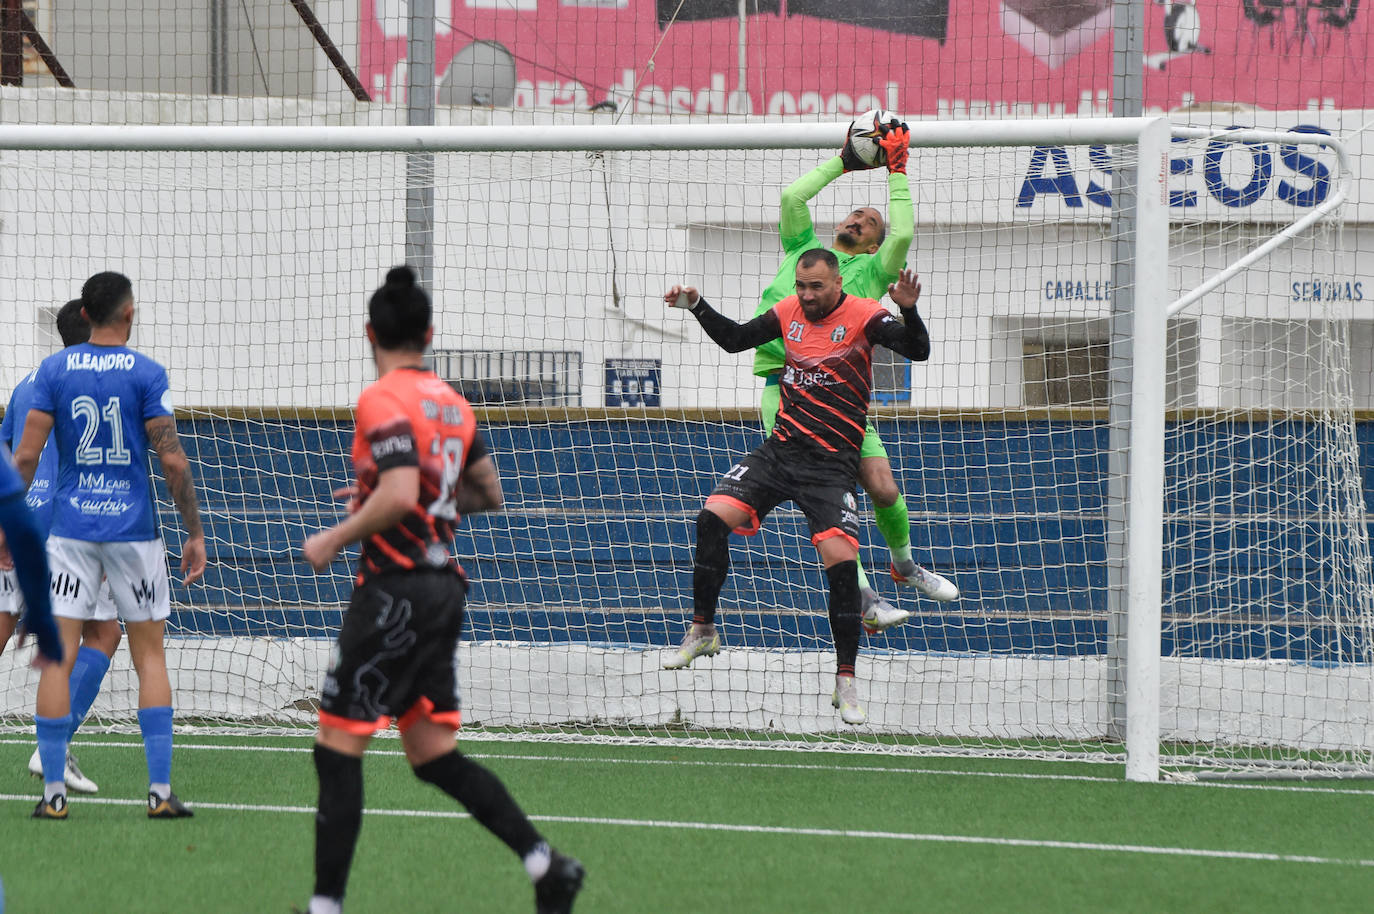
[[663, 249, 931, 725], [299, 266, 583, 914]]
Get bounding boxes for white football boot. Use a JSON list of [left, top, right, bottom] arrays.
[[860, 589, 911, 634], [663, 626, 721, 670], [831, 675, 867, 726], [29, 747, 99, 794], [891, 560, 959, 602]]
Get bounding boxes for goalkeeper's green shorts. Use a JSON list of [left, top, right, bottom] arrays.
[[759, 374, 889, 460]]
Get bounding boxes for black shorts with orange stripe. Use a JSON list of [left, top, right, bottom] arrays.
[[319, 568, 467, 735], [704, 436, 862, 548]]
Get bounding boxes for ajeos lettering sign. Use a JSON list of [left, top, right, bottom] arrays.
[[1016, 124, 1336, 213]]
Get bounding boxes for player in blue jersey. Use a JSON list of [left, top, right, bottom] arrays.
[[2, 298, 117, 795], [0, 446, 62, 669], [14, 271, 207, 820]]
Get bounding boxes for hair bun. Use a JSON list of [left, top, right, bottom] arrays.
[[385, 265, 417, 287]]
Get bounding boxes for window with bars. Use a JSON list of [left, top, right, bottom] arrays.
[[430, 349, 583, 407], [1020, 320, 1199, 408]]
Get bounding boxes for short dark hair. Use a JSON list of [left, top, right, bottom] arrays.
[[80, 271, 133, 326], [798, 248, 840, 273], [55, 299, 91, 347], [368, 265, 431, 351]]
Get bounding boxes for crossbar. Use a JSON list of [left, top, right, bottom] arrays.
[[0, 118, 1167, 152]]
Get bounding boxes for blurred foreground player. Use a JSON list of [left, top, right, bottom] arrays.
[[0, 444, 63, 671], [3, 298, 118, 794], [300, 266, 584, 914]]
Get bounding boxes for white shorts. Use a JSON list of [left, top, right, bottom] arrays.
[[0, 567, 116, 619], [49, 536, 170, 623], [0, 569, 17, 616]]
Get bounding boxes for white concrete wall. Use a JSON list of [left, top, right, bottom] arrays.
[[0, 89, 1368, 412], [2, 640, 1369, 756]]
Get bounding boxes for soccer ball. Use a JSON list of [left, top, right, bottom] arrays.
[[846, 108, 900, 168]]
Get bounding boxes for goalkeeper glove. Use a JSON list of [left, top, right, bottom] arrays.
[[879, 121, 911, 175], [840, 131, 880, 173]]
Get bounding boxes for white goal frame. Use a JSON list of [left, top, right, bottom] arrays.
[[0, 118, 1355, 783]]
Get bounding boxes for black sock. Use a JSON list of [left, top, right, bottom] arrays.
[[414, 750, 543, 858], [826, 560, 861, 677], [313, 744, 365, 903], [692, 509, 732, 626]]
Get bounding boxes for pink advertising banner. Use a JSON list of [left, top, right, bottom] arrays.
[[359, 1, 1370, 115]]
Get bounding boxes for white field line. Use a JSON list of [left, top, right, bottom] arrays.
[[1, 791, 1370, 868], [3, 736, 1373, 797]]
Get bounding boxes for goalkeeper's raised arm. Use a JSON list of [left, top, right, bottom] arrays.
[[778, 120, 913, 273], [754, 119, 914, 379], [870, 122, 914, 284]]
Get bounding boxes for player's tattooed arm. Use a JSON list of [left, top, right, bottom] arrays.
[[147, 415, 205, 539], [147, 415, 207, 584]]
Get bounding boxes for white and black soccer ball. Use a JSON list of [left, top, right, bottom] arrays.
[[847, 108, 900, 168]]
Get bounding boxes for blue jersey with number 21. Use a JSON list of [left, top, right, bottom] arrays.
[[30, 342, 174, 542]]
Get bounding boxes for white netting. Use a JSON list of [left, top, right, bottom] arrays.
[[1160, 161, 1374, 773], [0, 122, 1367, 778]]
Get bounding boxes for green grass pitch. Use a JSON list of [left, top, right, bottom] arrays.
[[2, 733, 1372, 912]]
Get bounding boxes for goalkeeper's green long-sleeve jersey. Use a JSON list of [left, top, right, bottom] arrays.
[[750, 156, 914, 378]]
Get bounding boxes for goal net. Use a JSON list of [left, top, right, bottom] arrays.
[[1157, 127, 1373, 778], [0, 119, 1367, 779]]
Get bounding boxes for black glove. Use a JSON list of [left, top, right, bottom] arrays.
[[841, 122, 882, 172]]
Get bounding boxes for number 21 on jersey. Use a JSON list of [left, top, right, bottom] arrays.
[[71, 395, 132, 466]]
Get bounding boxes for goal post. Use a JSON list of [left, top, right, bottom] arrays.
[[1117, 117, 1169, 782], [0, 117, 1365, 782]]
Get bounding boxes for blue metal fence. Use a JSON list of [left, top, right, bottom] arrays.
[[158, 416, 1373, 661]]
